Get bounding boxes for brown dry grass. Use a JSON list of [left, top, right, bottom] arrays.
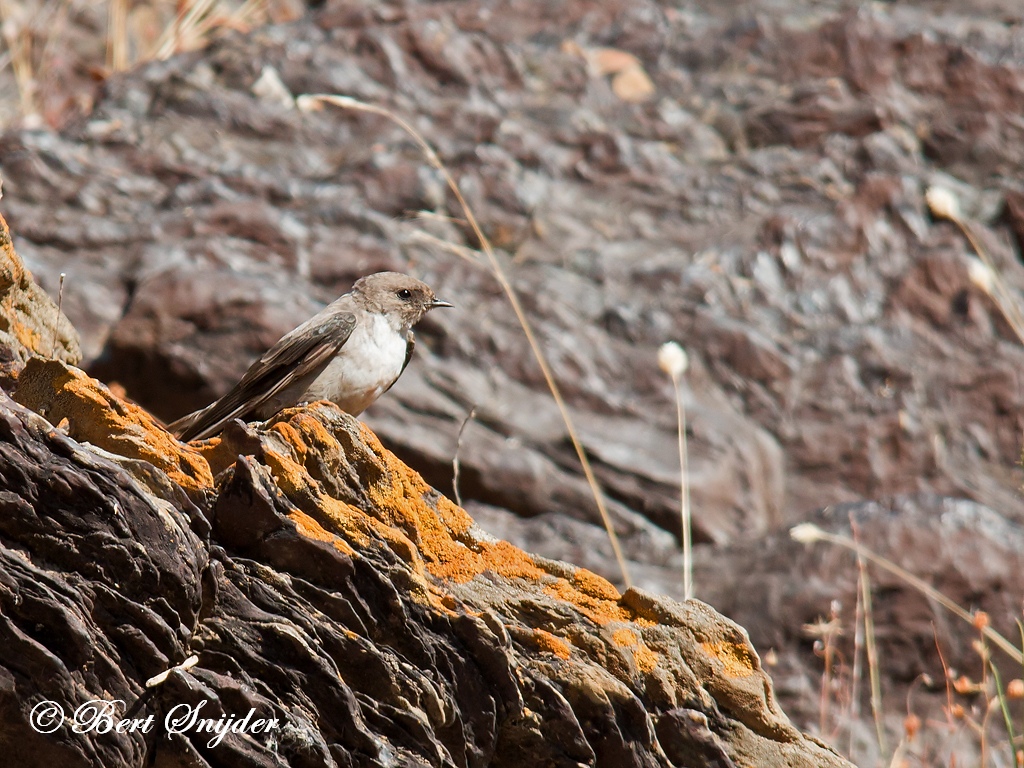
[[795, 523, 1024, 766], [0, 0, 301, 128]]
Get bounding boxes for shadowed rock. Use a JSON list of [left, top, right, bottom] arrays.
[[0, 350, 849, 766]]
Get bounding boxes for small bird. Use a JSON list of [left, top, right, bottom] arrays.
[[171, 271, 451, 441]]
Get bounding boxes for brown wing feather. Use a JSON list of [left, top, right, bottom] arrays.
[[171, 310, 357, 441]]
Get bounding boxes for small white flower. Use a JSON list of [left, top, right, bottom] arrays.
[[926, 186, 962, 221], [658, 341, 688, 378]]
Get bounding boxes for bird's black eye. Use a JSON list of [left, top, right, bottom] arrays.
[[397, 289, 413, 300]]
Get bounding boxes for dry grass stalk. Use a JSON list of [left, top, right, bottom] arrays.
[[791, 523, 1021, 662], [148, 0, 216, 60], [107, 0, 129, 71], [49, 271, 65, 357], [926, 185, 1024, 345], [0, 0, 38, 119], [452, 406, 476, 508], [658, 341, 692, 599], [297, 92, 634, 588], [850, 565, 864, 757], [149, 0, 269, 61], [854, 535, 887, 757]]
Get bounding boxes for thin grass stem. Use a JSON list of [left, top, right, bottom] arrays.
[[298, 92, 633, 588], [49, 271, 65, 357], [855, 538, 887, 756], [107, 0, 129, 71], [452, 406, 476, 508], [850, 559, 864, 759], [675, 377, 691, 599], [792, 523, 1021, 661]]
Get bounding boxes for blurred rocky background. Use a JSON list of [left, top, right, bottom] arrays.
[[1, 0, 1023, 764]]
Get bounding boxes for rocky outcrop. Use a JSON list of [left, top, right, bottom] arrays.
[[0, 352, 849, 767], [0, 210, 80, 377], [2, 0, 1023, 759], [4, 0, 1023, 601]]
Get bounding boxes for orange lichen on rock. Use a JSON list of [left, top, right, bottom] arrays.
[[532, 629, 572, 659], [633, 643, 659, 673], [0, 212, 80, 365], [254, 406, 653, 630], [573, 569, 621, 601], [543, 579, 633, 625], [358, 421, 657, 626], [287, 509, 356, 556], [193, 435, 237, 477], [270, 411, 357, 479], [427, 536, 547, 584], [361, 426, 551, 584], [610, 626, 658, 672], [13, 358, 212, 494], [270, 420, 311, 462], [261, 447, 376, 552], [702, 640, 758, 679], [361, 423, 473, 533], [611, 628, 639, 647]]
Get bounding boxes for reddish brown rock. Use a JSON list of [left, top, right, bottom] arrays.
[[0, 210, 80, 376], [0, 370, 850, 767], [0, 180, 846, 767], [0, 0, 1023, 760]]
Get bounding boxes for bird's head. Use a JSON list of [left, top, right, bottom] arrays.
[[352, 271, 452, 330]]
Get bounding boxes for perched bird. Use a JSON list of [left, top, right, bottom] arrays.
[[171, 271, 451, 441]]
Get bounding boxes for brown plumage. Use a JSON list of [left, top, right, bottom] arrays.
[[170, 272, 450, 441]]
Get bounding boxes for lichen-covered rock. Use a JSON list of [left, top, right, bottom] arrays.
[[0, 367, 850, 767], [0, 209, 80, 374], [12, 357, 212, 500]]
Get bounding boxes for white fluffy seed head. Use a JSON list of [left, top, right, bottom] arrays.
[[658, 341, 689, 378], [966, 257, 995, 295], [926, 186, 962, 221], [790, 523, 826, 545]]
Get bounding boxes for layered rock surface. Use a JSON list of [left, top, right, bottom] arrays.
[[3, 0, 1022, 596], [1, 0, 1023, 761], [0, 349, 849, 767], [0, 210, 80, 374]]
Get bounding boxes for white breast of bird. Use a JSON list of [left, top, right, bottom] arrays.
[[301, 311, 410, 416]]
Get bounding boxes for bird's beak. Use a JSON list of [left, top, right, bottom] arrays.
[[430, 298, 453, 309]]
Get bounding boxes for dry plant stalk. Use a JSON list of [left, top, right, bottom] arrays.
[[452, 406, 476, 508], [658, 341, 692, 599], [149, 0, 216, 60], [49, 271, 65, 357], [804, 601, 844, 739], [148, 0, 269, 62], [854, 536, 887, 757], [0, 0, 37, 119], [297, 92, 634, 588], [803, 521, 1024, 764], [926, 185, 1024, 345], [792, 523, 1021, 661], [850, 564, 863, 757], [107, 0, 129, 71]]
